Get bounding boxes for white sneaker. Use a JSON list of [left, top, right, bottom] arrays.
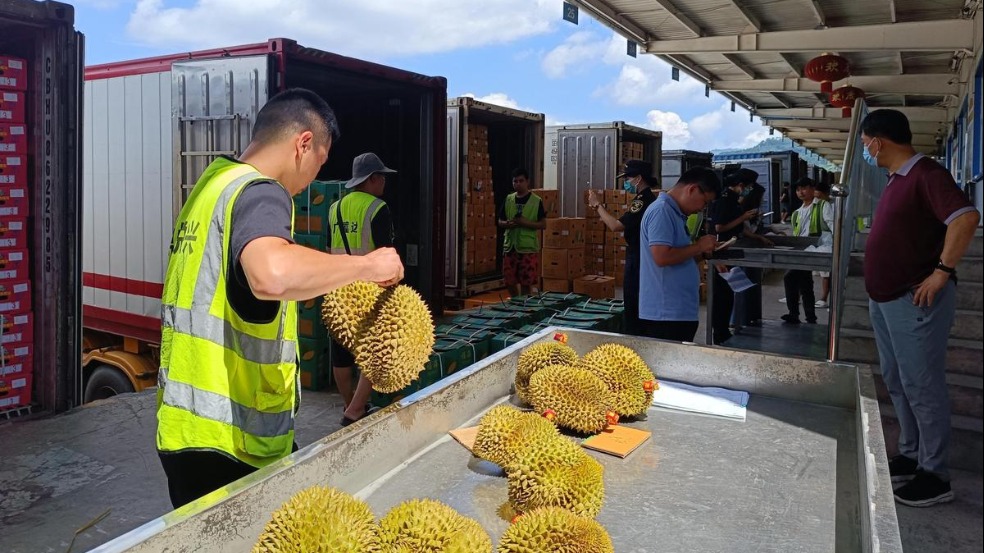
[[778, 298, 786, 303], [815, 300, 828, 308]]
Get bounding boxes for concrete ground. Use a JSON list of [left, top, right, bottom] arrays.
[[1, 274, 980, 552]]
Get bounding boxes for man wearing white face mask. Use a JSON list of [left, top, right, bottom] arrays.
[[587, 159, 660, 335], [861, 109, 979, 507]]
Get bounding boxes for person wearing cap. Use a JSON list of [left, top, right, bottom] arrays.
[[586, 159, 660, 336], [707, 170, 771, 344], [781, 177, 826, 325], [498, 168, 547, 297], [328, 152, 399, 426], [730, 167, 770, 327]]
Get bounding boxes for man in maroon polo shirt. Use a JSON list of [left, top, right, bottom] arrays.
[[861, 109, 980, 507]]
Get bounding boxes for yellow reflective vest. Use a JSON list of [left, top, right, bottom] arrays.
[[503, 192, 542, 253], [157, 157, 299, 468], [329, 191, 387, 255], [792, 199, 830, 237]]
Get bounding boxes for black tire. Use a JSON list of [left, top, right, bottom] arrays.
[[84, 365, 135, 403]]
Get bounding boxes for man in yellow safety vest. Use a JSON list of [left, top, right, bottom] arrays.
[[157, 88, 404, 508], [497, 168, 547, 297]]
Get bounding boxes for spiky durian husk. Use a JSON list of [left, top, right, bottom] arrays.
[[579, 343, 657, 416], [377, 499, 492, 553], [514, 342, 578, 405], [526, 365, 615, 434], [505, 436, 605, 518], [473, 405, 560, 467], [321, 281, 384, 352], [252, 486, 380, 553], [497, 507, 614, 553], [355, 286, 436, 393]]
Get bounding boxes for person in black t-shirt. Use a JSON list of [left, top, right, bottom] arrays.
[[586, 159, 659, 336]]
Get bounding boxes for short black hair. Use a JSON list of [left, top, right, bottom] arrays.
[[252, 88, 341, 147], [794, 176, 816, 189], [815, 180, 831, 195], [678, 167, 721, 196], [860, 109, 912, 145], [511, 168, 530, 181]]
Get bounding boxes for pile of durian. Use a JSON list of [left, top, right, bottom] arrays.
[[252, 486, 612, 553], [515, 341, 658, 434], [321, 281, 436, 393]]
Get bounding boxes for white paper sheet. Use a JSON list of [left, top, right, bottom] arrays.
[[722, 267, 756, 293], [650, 380, 749, 421]]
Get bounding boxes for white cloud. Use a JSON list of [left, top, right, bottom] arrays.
[[126, 0, 558, 57], [643, 110, 691, 149], [461, 92, 523, 111], [541, 31, 608, 79], [637, 101, 771, 151]]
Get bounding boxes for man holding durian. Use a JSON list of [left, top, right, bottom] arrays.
[[157, 89, 404, 508]]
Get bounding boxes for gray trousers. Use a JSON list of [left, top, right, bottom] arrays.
[[869, 280, 955, 480]]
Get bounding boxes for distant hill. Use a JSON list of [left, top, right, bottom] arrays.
[[712, 137, 840, 171]]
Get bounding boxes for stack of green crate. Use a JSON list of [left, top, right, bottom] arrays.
[[293, 180, 347, 390]]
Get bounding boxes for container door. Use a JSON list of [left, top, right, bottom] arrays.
[[445, 106, 462, 289], [171, 56, 271, 218], [558, 128, 617, 217]]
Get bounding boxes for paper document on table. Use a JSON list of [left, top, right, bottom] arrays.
[[650, 380, 749, 421], [722, 267, 756, 293]]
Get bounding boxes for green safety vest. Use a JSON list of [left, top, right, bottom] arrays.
[[792, 200, 830, 237], [503, 192, 541, 253], [157, 157, 299, 468], [328, 191, 387, 255]]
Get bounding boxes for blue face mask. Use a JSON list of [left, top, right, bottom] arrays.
[[862, 140, 879, 167], [623, 179, 637, 194]]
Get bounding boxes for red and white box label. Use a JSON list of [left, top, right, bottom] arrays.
[[0, 155, 27, 186], [0, 92, 25, 122], [0, 57, 27, 91], [0, 123, 26, 153], [0, 218, 28, 249], [0, 312, 32, 345], [0, 373, 32, 410], [0, 249, 29, 282], [0, 186, 28, 217], [0, 281, 30, 313]]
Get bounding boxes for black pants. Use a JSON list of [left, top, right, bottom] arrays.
[[783, 270, 817, 322], [711, 271, 734, 342], [622, 254, 641, 336], [742, 267, 763, 323], [159, 444, 298, 509], [639, 319, 699, 342]]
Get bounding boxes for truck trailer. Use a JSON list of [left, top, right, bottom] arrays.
[[661, 149, 713, 187], [444, 97, 544, 302], [80, 38, 447, 401], [0, 0, 83, 415], [544, 122, 662, 217]]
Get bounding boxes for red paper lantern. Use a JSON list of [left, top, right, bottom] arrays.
[[829, 85, 866, 118], [804, 53, 851, 94]]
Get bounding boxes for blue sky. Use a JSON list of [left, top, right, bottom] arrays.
[[74, 0, 770, 151]]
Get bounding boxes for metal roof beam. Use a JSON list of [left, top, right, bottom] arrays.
[[722, 54, 759, 78], [650, 0, 704, 37], [726, 0, 762, 32], [757, 107, 951, 122], [888, 0, 897, 24], [712, 74, 960, 95], [569, 0, 649, 44], [769, 93, 793, 109], [645, 20, 975, 53], [766, 118, 945, 133], [808, 0, 827, 27]]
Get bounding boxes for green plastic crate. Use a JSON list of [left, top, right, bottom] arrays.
[[294, 180, 347, 234], [296, 296, 328, 341], [298, 337, 331, 390], [294, 232, 328, 252]]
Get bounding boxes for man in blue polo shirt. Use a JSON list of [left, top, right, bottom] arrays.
[[638, 167, 721, 342]]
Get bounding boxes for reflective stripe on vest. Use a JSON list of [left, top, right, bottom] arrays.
[[329, 192, 386, 255], [157, 159, 298, 467], [502, 193, 541, 253], [792, 200, 828, 237]]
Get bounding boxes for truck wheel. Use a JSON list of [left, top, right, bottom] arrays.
[[84, 365, 135, 403]]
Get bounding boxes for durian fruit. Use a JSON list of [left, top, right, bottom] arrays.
[[515, 342, 578, 405], [578, 343, 658, 417], [356, 285, 436, 393], [505, 435, 605, 518], [252, 485, 380, 553], [473, 405, 560, 467], [497, 507, 614, 553], [377, 498, 492, 553], [321, 281, 384, 352], [526, 365, 615, 434]]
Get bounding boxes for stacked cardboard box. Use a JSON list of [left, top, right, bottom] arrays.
[[581, 190, 629, 289], [465, 123, 498, 276], [0, 54, 31, 412], [541, 217, 586, 292], [620, 141, 644, 161], [291, 180, 348, 390], [535, 189, 560, 218]]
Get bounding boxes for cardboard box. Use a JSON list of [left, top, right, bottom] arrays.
[[573, 275, 616, 300], [542, 247, 585, 279], [585, 242, 607, 257], [586, 230, 605, 245], [0, 56, 28, 91], [0, 280, 28, 314], [586, 218, 607, 233], [0, 154, 26, 187], [604, 257, 616, 274], [541, 278, 571, 293], [0, 91, 25, 123], [0, 218, 29, 249], [605, 189, 628, 204], [0, 187, 29, 221], [0, 312, 32, 346], [0, 372, 31, 410], [536, 189, 560, 218], [0, 123, 27, 153], [543, 218, 572, 249], [0, 249, 29, 282]]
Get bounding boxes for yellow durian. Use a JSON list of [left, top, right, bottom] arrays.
[[515, 342, 578, 405], [497, 507, 614, 553], [527, 365, 615, 434], [377, 498, 492, 553], [252, 486, 380, 553]]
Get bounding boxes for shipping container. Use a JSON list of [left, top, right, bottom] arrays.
[[713, 150, 805, 218], [445, 97, 544, 301], [0, 0, 83, 415], [713, 157, 782, 225], [661, 150, 713, 187], [80, 38, 447, 400], [544, 122, 662, 217]]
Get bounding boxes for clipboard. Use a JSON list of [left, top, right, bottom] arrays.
[[580, 425, 651, 458], [714, 236, 738, 251]]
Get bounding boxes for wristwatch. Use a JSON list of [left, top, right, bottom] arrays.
[[936, 260, 956, 274]]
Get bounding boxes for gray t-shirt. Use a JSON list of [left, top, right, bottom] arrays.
[[227, 180, 294, 324]]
